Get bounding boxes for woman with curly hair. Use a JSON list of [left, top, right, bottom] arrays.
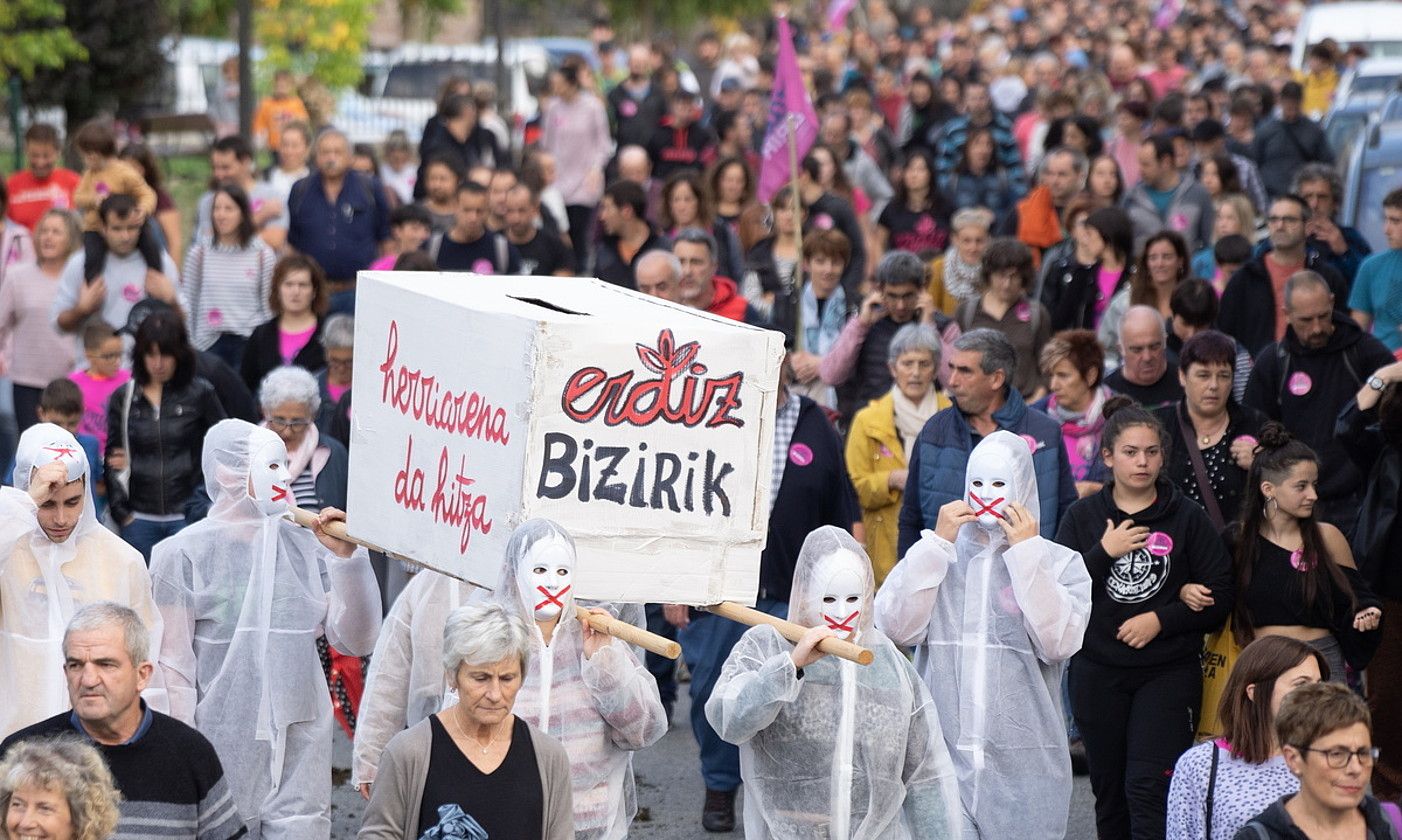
[[0, 736, 121, 840]]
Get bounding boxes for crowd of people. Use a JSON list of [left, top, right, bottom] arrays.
[[5, 0, 1402, 837]]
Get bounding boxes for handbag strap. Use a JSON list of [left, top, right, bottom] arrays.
[[1205, 741, 1220, 840], [1177, 406, 1226, 531]]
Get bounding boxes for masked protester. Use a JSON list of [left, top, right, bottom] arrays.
[[150, 418, 381, 839], [491, 519, 668, 840], [875, 430, 1093, 839], [705, 526, 960, 839], [0, 423, 165, 739]]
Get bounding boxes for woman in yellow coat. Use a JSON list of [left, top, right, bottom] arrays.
[[845, 323, 950, 585]]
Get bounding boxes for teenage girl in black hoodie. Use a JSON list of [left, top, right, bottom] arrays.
[[1056, 396, 1235, 840]]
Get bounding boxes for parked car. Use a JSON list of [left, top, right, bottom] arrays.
[[1341, 121, 1402, 251], [1292, 2, 1402, 70]]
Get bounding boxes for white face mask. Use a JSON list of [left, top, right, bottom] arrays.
[[247, 436, 293, 516], [966, 445, 1015, 529], [811, 550, 867, 640], [520, 536, 574, 621], [31, 437, 86, 485]]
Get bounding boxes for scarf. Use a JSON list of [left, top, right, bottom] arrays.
[[280, 422, 320, 481], [942, 247, 982, 304], [891, 385, 940, 462], [1046, 385, 1109, 481], [800, 282, 849, 356]]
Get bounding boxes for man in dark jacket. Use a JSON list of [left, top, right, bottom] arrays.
[[1251, 81, 1334, 200], [593, 180, 667, 289], [1244, 271, 1393, 530], [646, 90, 717, 180], [898, 328, 1076, 555], [607, 44, 668, 150], [412, 95, 504, 200], [1219, 195, 1349, 356]]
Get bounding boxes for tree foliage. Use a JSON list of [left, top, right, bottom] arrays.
[[165, 0, 239, 37], [23, 0, 170, 130], [604, 0, 766, 35], [0, 0, 87, 83], [257, 0, 374, 89]]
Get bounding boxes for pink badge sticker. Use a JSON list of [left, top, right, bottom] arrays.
[[1015, 301, 1032, 322], [1288, 371, 1312, 396], [122, 284, 141, 303], [471, 258, 496, 275], [1290, 548, 1313, 571], [207, 308, 223, 326], [1146, 532, 1174, 556], [96, 182, 110, 197], [879, 445, 893, 458], [997, 585, 1022, 616], [812, 213, 834, 230], [1020, 433, 1039, 452], [788, 443, 814, 466], [1235, 435, 1258, 450], [1170, 212, 1189, 231], [619, 99, 638, 118]]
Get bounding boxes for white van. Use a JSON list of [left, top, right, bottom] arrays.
[[1291, 2, 1402, 69]]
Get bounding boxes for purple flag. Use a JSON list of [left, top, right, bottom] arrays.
[[826, 0, 858, 32], [758, 16, 819, 204]]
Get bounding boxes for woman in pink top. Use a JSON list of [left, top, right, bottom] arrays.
[[240, 253, 328, 395], [540, 61, 611, 270], [0, 209, 80, 431]]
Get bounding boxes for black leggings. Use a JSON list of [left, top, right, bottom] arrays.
[[82, 224, 164, 282], [1070, 654, 1201, 840]]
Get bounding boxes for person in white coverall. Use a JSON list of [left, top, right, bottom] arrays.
[[874, 429, 1093, 839], [150, 418, 382, 840], [353, 518, 667, 840], [0, 422, 164, 739], [705, 525, 960, 840]]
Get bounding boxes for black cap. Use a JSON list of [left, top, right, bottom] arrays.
[[119, 298, 175, 337], [1189, 118, 1226, 142], [1280, 81, 1304, 101]]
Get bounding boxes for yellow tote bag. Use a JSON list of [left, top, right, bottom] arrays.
[[1197, 617, 1241, 741]]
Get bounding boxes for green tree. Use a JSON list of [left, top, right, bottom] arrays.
[[24, 0, 171, 131], [0, 0, 86, 83], [605, 0, 765, 34], [166, 0, 238, 37], [398, 0, 465, 41], [257, 0, 373, 89]]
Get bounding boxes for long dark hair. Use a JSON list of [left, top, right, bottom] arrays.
[[209, 182, 256, 247], [1232, 423, 1355, 647], [894, 148, 953, 223], [132, 310, 196, 390]]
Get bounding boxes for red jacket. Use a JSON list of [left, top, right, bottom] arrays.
[[706, 275, 749, 322]]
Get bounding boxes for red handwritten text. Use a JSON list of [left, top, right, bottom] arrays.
[[378, 320, 511, 445]]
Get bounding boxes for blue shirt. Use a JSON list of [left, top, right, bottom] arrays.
[[286, 171, 390, 281], [1348, 248, 1402, 351], [70, 701, 154, 745]]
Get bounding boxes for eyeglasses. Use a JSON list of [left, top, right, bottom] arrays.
[[267, 417, 313, 430], [1266, 215, 1304, 226], [326, 357, 353, 369], [88, 352, 123, 361], [1302, 746, 1380, 768]]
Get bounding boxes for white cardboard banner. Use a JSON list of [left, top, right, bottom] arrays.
[[347, 272, 784, 605]]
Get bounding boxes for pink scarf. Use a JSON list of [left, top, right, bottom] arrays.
[[259, 421, 320, 481]]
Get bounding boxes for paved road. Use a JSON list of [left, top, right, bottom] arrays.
[[331, 690, 1098, 838]]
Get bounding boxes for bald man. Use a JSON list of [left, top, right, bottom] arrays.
[[635, 249, 682, 302], [1105, 305, 1185, 410]]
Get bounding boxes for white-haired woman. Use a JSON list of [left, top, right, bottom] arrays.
[[315, 314, 354, 437], [0, 736, 121, 840], [359, 602, 574, 840], [258, 365, 348, 511]]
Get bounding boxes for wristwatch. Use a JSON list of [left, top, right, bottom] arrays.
[[1369, 375, 1386, 391]]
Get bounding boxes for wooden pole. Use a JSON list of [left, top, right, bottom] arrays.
[[787, 112, 806, 353], [704, 602, 876, 665], [286, 508, 681, 659]]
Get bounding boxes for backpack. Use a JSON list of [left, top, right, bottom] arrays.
[[1272, 340, 1367, 404]]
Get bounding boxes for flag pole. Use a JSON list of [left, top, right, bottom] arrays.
[[787, 111, 806, 353]]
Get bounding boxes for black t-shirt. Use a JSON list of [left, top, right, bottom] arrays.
[[435, 230, 523, 274], [1105, 366, 1185, 412], [876, 203, 949, 258], [513, 229, 575, 276], [417, 715, 543, 840]]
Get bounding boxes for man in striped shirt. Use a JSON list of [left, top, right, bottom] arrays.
[[2, 603, 247, 839]]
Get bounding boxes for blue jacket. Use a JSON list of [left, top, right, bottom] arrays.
[[897, 388, 1076, 556]]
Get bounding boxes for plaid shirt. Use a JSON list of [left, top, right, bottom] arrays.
[[770, 392, 801, 507]]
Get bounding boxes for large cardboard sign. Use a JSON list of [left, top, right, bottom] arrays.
[[348, 272, 785, 605]]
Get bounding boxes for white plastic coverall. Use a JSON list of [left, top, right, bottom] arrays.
[[495, 518, 668, 840], [351, 569, 483, 788], [150, 419, 381, 840], [706, 526, 961, 840], [874, 430, 1092, 839], [0, 423, 165, 739]]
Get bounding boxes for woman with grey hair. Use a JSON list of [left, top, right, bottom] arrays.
[[358, 602, 574, 840], [316, 313, 354, 435], [927, 207, 994, 315], [845, 323, 950, 585], [258, 365, 348, 511], [0, 736, 121, 840]]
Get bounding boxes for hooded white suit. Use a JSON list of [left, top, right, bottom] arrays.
[[706, 526, 961, 840], [0, 423, 165, 738], [150, 419, 381, 839], [874, 430, 1092, 839]]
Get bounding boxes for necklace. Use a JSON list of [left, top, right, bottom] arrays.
[[1193, 413, 1229, 446], [446, 708, 510, 755]]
